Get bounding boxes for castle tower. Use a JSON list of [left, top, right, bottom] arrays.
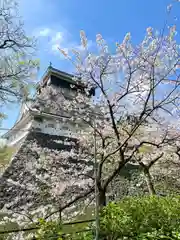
[[0, 66, 94, 214], [3, 66, 92, 146]]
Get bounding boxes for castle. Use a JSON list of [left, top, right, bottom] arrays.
[[0, 66, 94, 214], [3, 66, 94, 147], [1, 65, 178, 221]]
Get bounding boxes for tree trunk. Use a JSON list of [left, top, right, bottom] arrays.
[[144, 168, 156, 195], [97, 189, 107, 240], [98, 189, 106, 208]]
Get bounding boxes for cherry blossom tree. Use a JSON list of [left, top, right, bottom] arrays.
[[31, 7, 180, 211], [32, 19, 180, 212], [57, 11, 180, 207], [2, 3, 180, 240]]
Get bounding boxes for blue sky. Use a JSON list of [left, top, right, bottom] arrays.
[[1, 0, 179, 135]]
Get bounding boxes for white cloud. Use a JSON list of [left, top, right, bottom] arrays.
[[39, 28, 51, 37], [51, 32, 64, 53], [51, 32, 64, 43], [33, 27, 65, 54], [51, 43, 60, 52], [34, 25, 95, 58]]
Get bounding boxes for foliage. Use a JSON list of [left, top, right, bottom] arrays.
[[0, 0, 39, 106], [34, 218, 94, 240], [136, 230, 180, 240], [35, 219, 63, 240], [100, 196, 180, 239], [9, 196, 180, 239], [65, 231, 93, 240], [3, 196, 180, 239], [2, 1, 180, 236]]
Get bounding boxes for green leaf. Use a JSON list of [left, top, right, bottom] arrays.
[[100, 196, 180, 239]]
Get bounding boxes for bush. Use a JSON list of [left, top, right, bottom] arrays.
[[100, 195, 180, 239], [35, 219, 63, 240], [32, 196, 180, 239], [34, 218, 94, 240]]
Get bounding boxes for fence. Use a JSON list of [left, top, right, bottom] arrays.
[[0, 218, 96, 239]]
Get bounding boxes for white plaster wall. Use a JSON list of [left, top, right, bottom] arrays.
[[7, 121, 32, 146], [32, 118, 78, 138], [6, 116, 79, 146]]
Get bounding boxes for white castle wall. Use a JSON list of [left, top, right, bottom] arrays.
[[6, 115, 79, 147], [32, 118, 78, 138]]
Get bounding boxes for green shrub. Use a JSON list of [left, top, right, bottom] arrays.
[[100, 195, 180, 239], [64, 231, 93, 240], [32, 196, 180, 239], [35, 219, 63, 240], [34, 218, 94, 240]]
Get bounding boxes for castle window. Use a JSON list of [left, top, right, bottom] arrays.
[[34, 116, 43, 122], [47, 123, 54, 128], [62, 125, 69, 130], [34, 127, 41, 132]]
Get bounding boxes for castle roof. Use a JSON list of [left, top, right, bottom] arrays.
[[38, 66, 83, 89]]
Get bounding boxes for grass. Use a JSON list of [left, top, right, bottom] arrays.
[[0, 146, 16, 170]]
